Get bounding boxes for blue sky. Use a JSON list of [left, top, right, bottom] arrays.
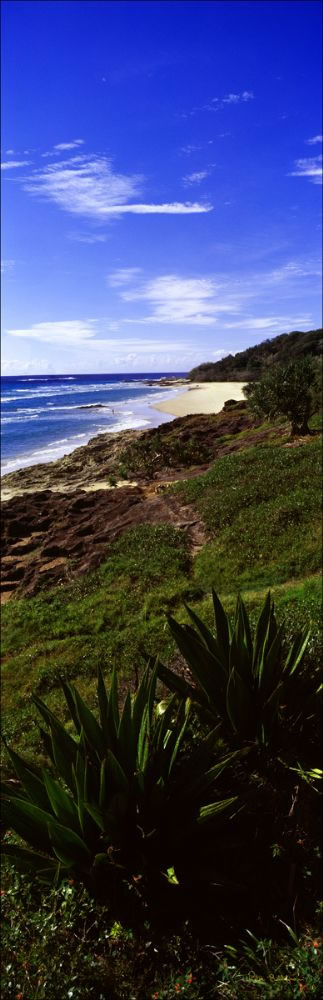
[[1, 0, 322, 374]]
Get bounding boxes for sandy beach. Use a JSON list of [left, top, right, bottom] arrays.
[[151, 381, 246, 417]]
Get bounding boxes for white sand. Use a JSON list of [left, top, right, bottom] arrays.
[[151, 381, 246, 417]]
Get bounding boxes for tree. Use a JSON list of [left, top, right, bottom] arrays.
[[243, 357, 318, 435]]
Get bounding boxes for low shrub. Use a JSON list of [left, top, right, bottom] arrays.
[[1, 665, 238, 919], [156, 590, 321, 749]]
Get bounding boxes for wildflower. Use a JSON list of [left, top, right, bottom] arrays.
[[68, 879, 74, 885], [0, 889, 6, 896], [298, 983, 308, 993], [152, 994, 159, 999], [16, 994, 24, 999]]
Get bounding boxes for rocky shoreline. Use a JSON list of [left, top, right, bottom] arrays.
[[1, 405, 285, 602], [1, 427, 146, 501], [142, 377, 189, 386]]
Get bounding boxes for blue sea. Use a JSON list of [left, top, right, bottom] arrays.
[[1, 373, 186, 475]]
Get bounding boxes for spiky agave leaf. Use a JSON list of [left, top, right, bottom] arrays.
[[158, 590, 314, 749], [1, 664, 241, 898]]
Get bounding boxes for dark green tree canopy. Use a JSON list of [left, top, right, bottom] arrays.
[[243, 357, 318, 434], [188, 328, 322, 382]]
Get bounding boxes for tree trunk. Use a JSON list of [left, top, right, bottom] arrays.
[[291, 419, 310, 436]]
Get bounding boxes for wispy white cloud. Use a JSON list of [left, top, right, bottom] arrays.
[[108, 202, 212, 214], [121, 274, 234, 326], [223, 91, 254, 104], [266, 260, 322, 282], [181, 90, 254, 118], [67, 231, 107, 243], [1, 357, 55, 374], [106, 321, 121, 332], [180, 144, 204, 154], [7, 257, 318, 362], [305, 135, 323, 146], [54, 139, 85, 151], [1, 259, 15, 274], [109, 260, 320, 330], [23, 154, 213, 218], [7, 320, 97, 344], [180, 141, 214, 154], [1, 160, 32, 170], [182, 170, 211, 186], [223, 313, 313, 331], [289, 155, 322, 185], [42, 139, 85, 158], [108, 267, 143, 286], [24, 155, 141, 215], [5, 319, 219, 362]]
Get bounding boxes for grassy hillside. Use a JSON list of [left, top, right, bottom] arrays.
[[1, 418, 322, 1000], [188, 327, 322, 381], [2, 434, 321, 764]]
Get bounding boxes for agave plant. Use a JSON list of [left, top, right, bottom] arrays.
[[156, 591, 320, 747], [1, 665, 238, 900]]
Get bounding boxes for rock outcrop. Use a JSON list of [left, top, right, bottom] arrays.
[[1, 407, 286, 601]]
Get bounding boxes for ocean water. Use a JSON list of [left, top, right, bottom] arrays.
[[1, 373, 186, 474]]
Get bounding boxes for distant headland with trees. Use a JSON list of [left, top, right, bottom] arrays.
[[188, 327, 322, 381]]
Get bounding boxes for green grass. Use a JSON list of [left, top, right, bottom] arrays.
[[1, 872, 322, 999], [1, 440, 322, 762], [1, 568, 321, 763], [1, 430, 322, 998], [117, 419, 220, 477], [169, 440, 322, 593], [1, 523, 200, 758]]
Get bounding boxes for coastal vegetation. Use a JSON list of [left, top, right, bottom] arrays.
[[156, 590, 319, 746], [188, 327, 322, 382], [1, 395, 322, 999], [243, 357, 320, 435]]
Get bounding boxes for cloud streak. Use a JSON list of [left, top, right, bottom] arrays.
[[54, 139, 85, 151], [1, 160, 32, 170], [1, 259, 15, 274], [23, 155, 213, 217], [6, 319, 217, 359], [222, 91, 254, 104], [181, 90, 254, 118], [7, 320, 97, 344], [105, 202, 212, 214], [182, 170, 211, 186], [67, 231, 107, 243], [289, 154, 322, 184], [108, 261, 320, 330], [121, 274, 232, 325], [108, 267, 143, 286], [42, 139, 86, 158], [222, 313, 313, 331]]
